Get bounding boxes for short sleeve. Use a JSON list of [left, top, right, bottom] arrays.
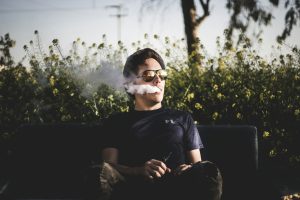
[[183, 112, 204, 150]]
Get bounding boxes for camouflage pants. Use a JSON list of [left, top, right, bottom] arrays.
[[83, 162, 125, 200], [84, 161, 222, 200], [99, 162, 125, 200]]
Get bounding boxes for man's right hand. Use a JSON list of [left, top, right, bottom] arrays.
[[135, 159, 171, 180]]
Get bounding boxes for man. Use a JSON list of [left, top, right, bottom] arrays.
[[99, 48, 222, 200]]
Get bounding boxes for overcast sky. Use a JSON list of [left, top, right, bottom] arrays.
[[1, 0, 300, 63]]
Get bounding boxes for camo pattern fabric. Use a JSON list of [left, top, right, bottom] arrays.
[[99, 162, 125, 200]]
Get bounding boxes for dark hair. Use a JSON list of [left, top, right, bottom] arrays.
[[123, 48, 165, 80]]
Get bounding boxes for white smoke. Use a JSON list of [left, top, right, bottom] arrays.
[[72, 61, 126, 98], [124, 82, 161, 94]]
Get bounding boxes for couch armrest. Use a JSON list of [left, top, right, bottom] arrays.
[[197, 125, 258, 173], [197, 125, 259, 200]]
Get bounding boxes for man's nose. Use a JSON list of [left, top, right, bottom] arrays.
[[153, 74, 161, 85]]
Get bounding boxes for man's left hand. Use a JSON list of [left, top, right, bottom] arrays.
[[173, 164, 192, 176]]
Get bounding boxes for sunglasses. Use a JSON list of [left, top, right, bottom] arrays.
[[136, 69, 168, 82]]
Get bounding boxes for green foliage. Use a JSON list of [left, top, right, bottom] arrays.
[[164, 33, 300, 169], [0, 33, 16, 67], [1, 32, 130, 129], [1, 31, 300, 169]]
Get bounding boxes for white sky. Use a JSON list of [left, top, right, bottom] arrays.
[[0, 0, 299, 63]]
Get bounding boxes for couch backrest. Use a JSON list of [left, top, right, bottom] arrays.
[[10, 123, 103, 198]]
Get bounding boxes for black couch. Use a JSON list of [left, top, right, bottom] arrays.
[[0, 123, 280, 200]]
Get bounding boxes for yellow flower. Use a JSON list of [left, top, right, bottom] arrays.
[[245, 89, 251, 99], [49, 76, 55, 87], [218, 59, 225, 69], [269, 149, 277, 157], [194, 103, 203, 110], [226, 75, 232, 81], [236, 113, 242, 119], [212, 112, 218, 120], [108, 95, 114, 101], [263, 131, 270, 138], [187, 93, 195, 101], [52, 88, 59, 96], [217, 93, 224, 100], [213, 84, 218, 91]]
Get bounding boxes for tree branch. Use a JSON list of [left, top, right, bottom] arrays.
[[196, 0, 210, 26]]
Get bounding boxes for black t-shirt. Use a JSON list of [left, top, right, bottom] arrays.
[[102, 108, 203, 169]]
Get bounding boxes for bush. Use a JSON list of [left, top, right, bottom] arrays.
[[164, 34, 300, 169], [1, 31, 299, 169]]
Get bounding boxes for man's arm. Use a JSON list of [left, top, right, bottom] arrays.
[[101, 147, 171, 179], [186, 149, 202, 163], [174, 149, 202, 175], [101, 147, 137, 175]]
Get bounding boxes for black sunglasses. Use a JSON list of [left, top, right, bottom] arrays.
[[136, 69, 168, 82]]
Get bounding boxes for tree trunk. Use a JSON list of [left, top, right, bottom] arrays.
[[181, 0, 210, 70], [181, 0, 199, 56]]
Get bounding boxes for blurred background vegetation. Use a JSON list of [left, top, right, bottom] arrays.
[[1, 30, 299, 172]]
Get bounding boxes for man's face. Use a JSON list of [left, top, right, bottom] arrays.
[[134, 58, 165, 105]]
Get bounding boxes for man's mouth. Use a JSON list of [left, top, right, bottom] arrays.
[[156, 87, 163, 92], [125, 83, 162, 94]]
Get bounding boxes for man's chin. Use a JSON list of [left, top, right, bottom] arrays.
[[149, 92, 163, 99], [151, 96, 164, 104]]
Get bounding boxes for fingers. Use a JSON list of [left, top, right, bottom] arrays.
[[144, 159, 171, 179], [145, 161, 163, 178], [148, 161, 166, 176], [151, 159, 172, 173], [166, 167, 172, 173], [150, 159, 168, 171], [142, 159, 193, 180], [174, 164, 192, 176], [145, 170, 154, 180]]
